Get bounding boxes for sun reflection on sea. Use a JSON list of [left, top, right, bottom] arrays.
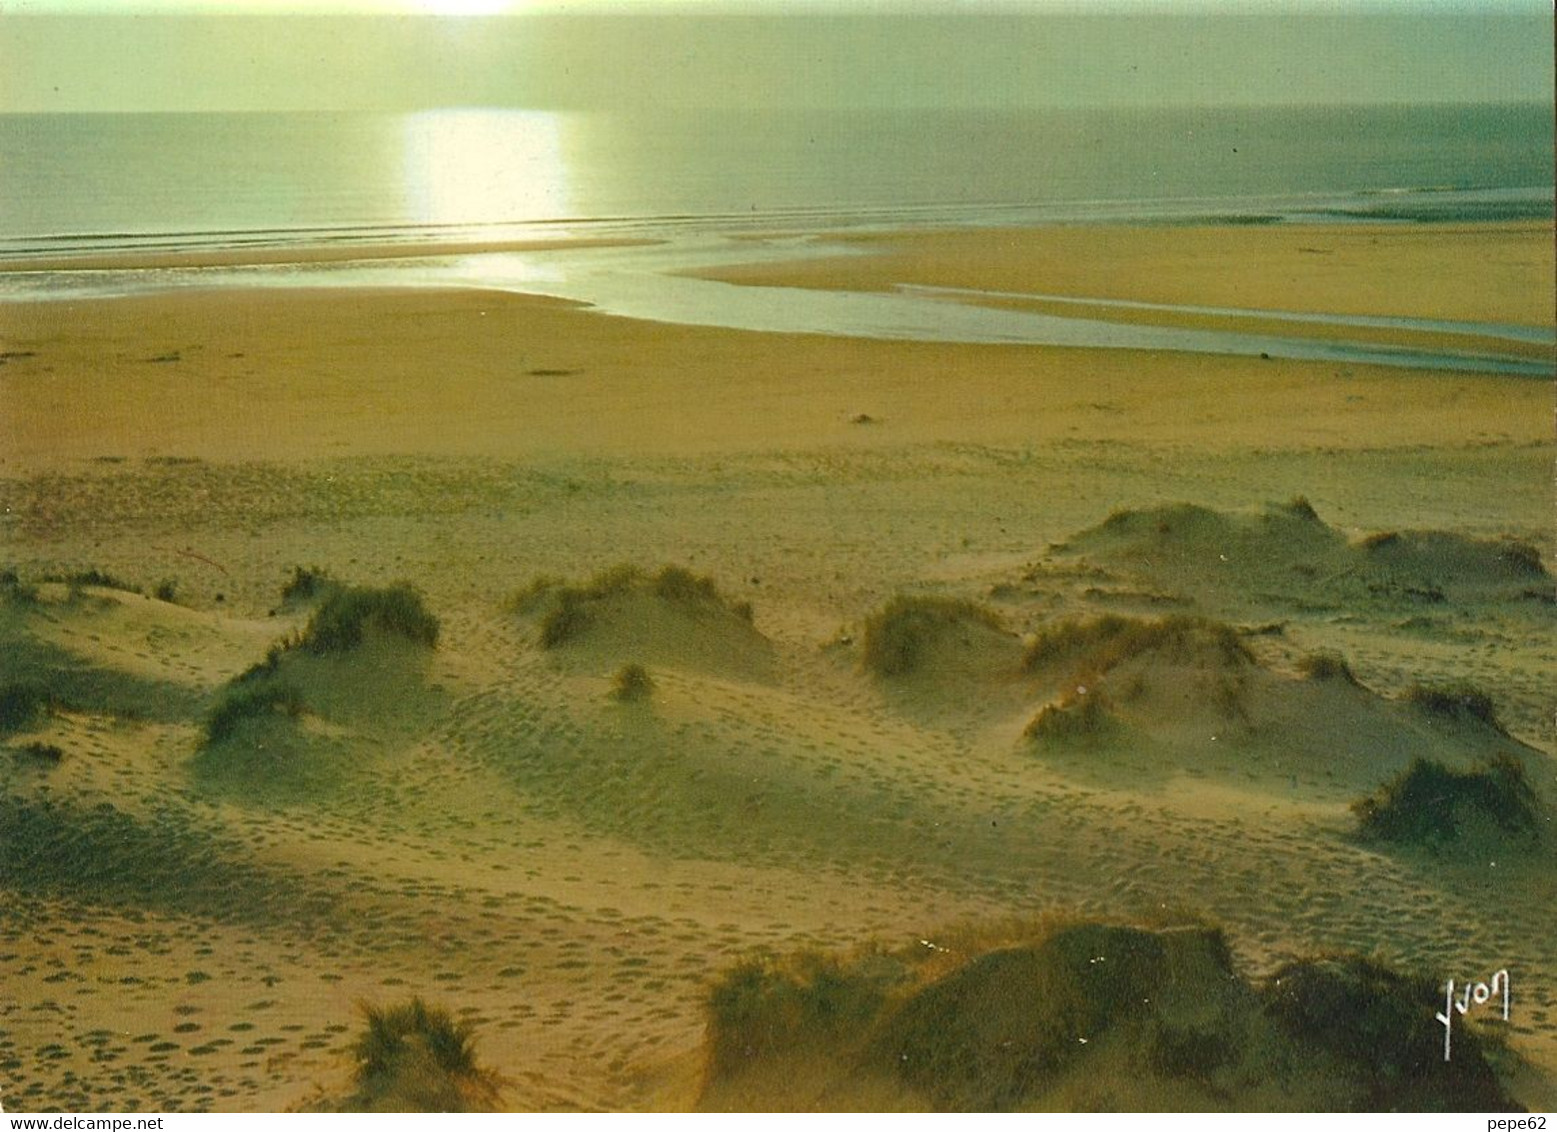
[[400, 108, 572, 232]]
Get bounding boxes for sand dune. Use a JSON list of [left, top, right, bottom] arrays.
[[4, 497, 1550, 1110], [696, 919, 1526, 1112], [1053, 498, 1548, 609], [515, 564, 775, 683], [2, 222, 1552, 1112]]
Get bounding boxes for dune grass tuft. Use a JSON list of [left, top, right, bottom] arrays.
[[343, 998, 500, 1112], [528, 564, 751, 649], [1021, 614, 1251, 676], [1261, 954, 1513, 1111], [1351, 754, 1541, 846], [699, 918, 1519, 1112], [705, 949, 894, 1078], [0, 682, 53, 734], [281, 565, 340, 604], [41, 568, 142, 595], [1404, 681, 1504, 732], [1296, 649, 1361, 686], [296, 583, 440, 655], [1359, 530, 1547, 580], [860, 595, 1004, 677], [204, 580, 436, 750], [13, 740, 64, 765], [610, 663, 655, 702], [1282, 495, 1322, 523], [232, 643, 290, 686], [1493, 539, 1545, 575], [205, 681, 306, 745], [1023, 690, 1115, 742], [653, 564, 720, 605], [539, 591, 594, 648], [1, 568, 39, 605]]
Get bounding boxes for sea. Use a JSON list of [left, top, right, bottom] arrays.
[[1, 102, 1553, 259], [1, 103, 1552, 375]]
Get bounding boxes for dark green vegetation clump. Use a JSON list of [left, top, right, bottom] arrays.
[[296, 583, 440, 654], [863, 923, 1243, 1110], [200, 583, 435, 753], [860, 595, 1004, 677], [611, 662, 655, 702], [1352, 755, 1542, 847], [1297, 649, 1361, 685], [1023, 691, 1114, 742], [707, 949, 896, 1078], [337, 999, 500, 1112], [40, 568, 142, 595], [281, 565, 341, 605], [523, 564, 753, 649], [205, 681, 306, 744], [698, 919, 1521, 1112], [1360, 530, 1548, 580], [1283, 495, 1322, 523], [196, 579, 441, 795], [1262, 955, 1513, 1111], [1404, 681, 1505, 733], [1, 568, 38, 605], [12, 740, 64, 765], [0, 681, 53, 734], [231, 643, 289, 687]]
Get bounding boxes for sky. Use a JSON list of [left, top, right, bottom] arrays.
[[2, 1, 1552, 113]]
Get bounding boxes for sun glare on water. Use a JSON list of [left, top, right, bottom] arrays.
[[400, 108, 572, 229], [404, 0, 519, 12]]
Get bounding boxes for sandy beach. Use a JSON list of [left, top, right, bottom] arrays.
[[1, 221, 1553, 1111]]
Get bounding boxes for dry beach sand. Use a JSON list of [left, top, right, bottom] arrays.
[[0, 222, 1553, 1111]]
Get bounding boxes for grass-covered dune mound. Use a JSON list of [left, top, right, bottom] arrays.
[[1075, 497, 1343, 562], [1261, 954, 1514, 1112], [1051, 499, 1548, 610], [1019, 624, 1545, 801], [1020, 614, 1255, 739], [1358, 529, 1548, 584], [1404, 681, 1510, 735], [1021, 613, 1252, 677], [1352, 754, 1544, 849], [193, 580, 441, 793], [1052, 498, 1344, 595], [204, 579, 439, 742], [859, 595, 1017, 680], [514, 564, 771, 679], [306, 999, 502, 1113], [289, 581, 440, 655], [698, 919, 1520, 1112], [204, 681, 307, 745]]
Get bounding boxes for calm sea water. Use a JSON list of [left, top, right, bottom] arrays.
[[0, 102, 1552, 258]]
